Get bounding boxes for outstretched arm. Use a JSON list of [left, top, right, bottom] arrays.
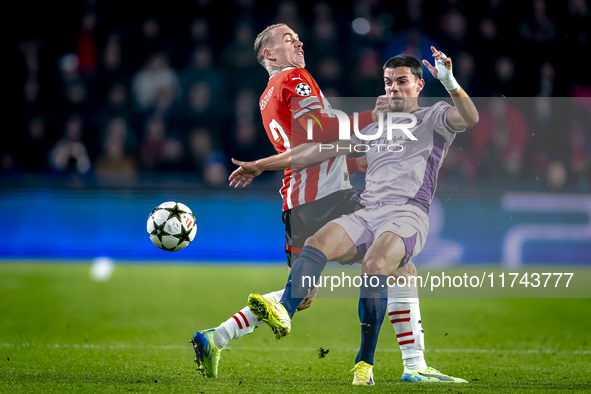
[[228, 151, 293, 188], [422, 46, 479, 130], [228, 140, 356, 188], [291, 139, 353, 167]]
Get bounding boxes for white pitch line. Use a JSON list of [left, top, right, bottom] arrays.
[[234, 347, 591, 355], [2, 343, 589, 355]]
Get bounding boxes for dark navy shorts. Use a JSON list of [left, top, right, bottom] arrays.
[[281, 188, 364, 267]]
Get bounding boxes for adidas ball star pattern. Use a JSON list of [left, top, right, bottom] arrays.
[[147, 201, 197, 251]]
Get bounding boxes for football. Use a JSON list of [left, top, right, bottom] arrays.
[[147, 201, 197, 251]]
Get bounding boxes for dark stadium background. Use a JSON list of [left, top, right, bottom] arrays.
[[2, 0, 591, 264]]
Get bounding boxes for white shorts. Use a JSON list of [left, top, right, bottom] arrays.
[[330, 203, 429, 267]]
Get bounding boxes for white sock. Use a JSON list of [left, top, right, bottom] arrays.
[[388, 285, 427, 370], [212, 289, 284, 349]]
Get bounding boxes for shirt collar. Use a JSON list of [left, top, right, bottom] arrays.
[[269, 67, 297, 80]]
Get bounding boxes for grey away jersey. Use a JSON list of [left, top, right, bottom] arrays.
[[351, 101, 464, 214]]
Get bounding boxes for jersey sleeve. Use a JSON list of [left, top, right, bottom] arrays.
[[281, 71, 373, 146], [431, 101, 465, 144], [307, 110, 373, 143]]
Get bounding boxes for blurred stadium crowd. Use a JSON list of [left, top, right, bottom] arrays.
[[3, 0, 591, 191]]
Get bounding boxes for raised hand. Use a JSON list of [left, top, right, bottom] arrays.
[[421, 46, 452, 78], [421, 46, 458, 91]]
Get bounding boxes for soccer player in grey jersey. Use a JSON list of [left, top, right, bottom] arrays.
[[237, 47, 479, 385], [349, 100, 460, 210]]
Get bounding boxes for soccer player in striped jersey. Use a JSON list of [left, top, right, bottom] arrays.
[[190, 23, 390, 378], [243, 49, 478, 385]]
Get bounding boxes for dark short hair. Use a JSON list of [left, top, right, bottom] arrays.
[[383, 54, 423, 81]]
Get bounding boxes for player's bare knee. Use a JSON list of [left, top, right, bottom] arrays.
[[363, 256, 390, 275], [304, 234, 323, 250]]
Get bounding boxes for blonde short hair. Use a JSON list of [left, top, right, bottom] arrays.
[[253, 23, 287, 67]]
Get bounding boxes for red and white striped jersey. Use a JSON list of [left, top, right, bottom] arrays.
[[259, 67, 372, 211]]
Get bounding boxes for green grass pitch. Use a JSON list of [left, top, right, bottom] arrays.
[[1, 262, 590, 393]]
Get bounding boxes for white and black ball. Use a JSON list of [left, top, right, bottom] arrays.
[[147, 201, 197, 251]]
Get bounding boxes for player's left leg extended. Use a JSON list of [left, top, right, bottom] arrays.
[[249, 223, 358, 339], [191, 289, 285, 377]]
